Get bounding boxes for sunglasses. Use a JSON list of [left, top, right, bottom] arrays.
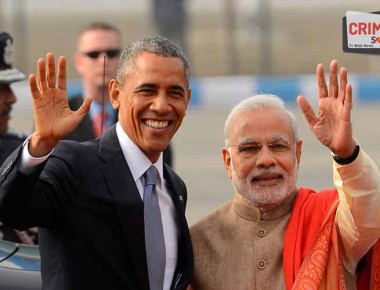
[[82, 49, 121, 59]]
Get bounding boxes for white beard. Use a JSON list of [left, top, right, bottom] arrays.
[[231, 159, 298, 210]]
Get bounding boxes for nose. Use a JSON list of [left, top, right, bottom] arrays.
[[95, 54, 107, 63], [6, 89, 17, 104], [3, 86, 16, 105], [150, 92, 170, 114], [256, 145, 276, 168]]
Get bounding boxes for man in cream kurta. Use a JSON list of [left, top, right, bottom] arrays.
[[189, 60, 380, 290]]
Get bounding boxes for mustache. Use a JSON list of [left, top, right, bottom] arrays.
[[248, 167, 286, 181]]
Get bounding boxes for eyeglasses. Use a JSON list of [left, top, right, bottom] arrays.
[[233, 137, 295, 156], [81, 49, 121, 59]]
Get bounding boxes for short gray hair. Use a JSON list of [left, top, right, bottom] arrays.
[[116, 35, 190, 85], [224, 94, 298, 147]]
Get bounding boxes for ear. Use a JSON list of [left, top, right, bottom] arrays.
[[109, 79, 120, 109], [295, 140, 302, 169], [222, 147, 233, 179], [185, 88, 191, 108]]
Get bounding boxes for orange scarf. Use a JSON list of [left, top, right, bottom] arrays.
[[283, 187, 380, 290]]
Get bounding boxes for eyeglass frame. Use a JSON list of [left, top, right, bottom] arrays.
[[231, 136, 296, 156]]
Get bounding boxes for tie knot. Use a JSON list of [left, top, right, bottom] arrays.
[[145, 165, 158, 186]]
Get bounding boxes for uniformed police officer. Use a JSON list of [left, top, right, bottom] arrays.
[[0, 32, 38, 244]]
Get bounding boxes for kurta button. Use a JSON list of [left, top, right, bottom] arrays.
[[257, 229, 266, 237], [257, 259, 267, 269]]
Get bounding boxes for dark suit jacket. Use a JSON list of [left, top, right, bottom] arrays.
[[65, 94, 116, 142], [0, 132, 24, 163], [66, 94, 174, 167], [0, 132, 38, 243], [0, 125, 193, 290]]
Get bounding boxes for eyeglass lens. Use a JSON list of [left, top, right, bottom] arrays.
[[84, 49, 121, 59]]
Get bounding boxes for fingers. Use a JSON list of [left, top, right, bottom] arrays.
[[57, 56, 67, 91], [318, 59, 349, 102], [35, 53, 67, 92], [344, 83, 353, 110], [77, 95, 93, 116], [46, 53, 56, 89], [73, 95, 93, 123], [297, 95, 318, 128], [29, 74, 39, 100], [37, 58, 47, 91], [36, 54, 53, 91], [338, 67, 347, 103], [328, 60, 338, 98], [316, 63, 328, 99]]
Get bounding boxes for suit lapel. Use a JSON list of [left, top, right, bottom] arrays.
[[98, 126, 149, 289], [164, 166, 194, 289], [97, 128, 192, 289]]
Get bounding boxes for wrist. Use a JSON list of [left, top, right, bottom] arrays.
[[332, 143, 360, 165], [29, 134, 57, 157]]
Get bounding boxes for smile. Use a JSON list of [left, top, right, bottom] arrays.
[[144, 119, 170, 129]]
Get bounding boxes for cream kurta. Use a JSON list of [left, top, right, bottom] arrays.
[[190, 149, 380, 290]]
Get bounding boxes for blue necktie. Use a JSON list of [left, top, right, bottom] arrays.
[[144, 165, 166, 290]]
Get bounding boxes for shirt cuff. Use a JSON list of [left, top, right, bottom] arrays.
[[334, 147, 380, 198], [20, 135, 54, 175]]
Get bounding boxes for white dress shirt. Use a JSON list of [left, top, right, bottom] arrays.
[[115, 123, 179, 290]]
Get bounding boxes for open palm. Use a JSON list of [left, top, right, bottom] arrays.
[[28, 53, 92, 156], [297, 60, 356, 158]]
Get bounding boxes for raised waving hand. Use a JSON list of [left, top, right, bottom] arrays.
[[28, 53, 92, 157], [297, 60, 356, 158]]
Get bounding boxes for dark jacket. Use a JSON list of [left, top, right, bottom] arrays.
[[0, 125, 193, 290], [0, 132, 38, 244], [0, 132, 24, 163]]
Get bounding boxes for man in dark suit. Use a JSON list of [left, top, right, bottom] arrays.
[[0, 36, 193, 290], [70, 22, 173, 166], [0, 31, 38, 245]]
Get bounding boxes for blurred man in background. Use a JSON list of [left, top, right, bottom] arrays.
[[0, 31, 38, 244]]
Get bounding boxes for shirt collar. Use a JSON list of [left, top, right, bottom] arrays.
[[115, 122, 164, 185]]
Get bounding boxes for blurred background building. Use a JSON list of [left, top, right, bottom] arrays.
[[1, 0, 380, 224], [1, 0, 380, 77]]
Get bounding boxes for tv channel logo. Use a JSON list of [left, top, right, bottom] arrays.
[[343, 11, 380, 54]]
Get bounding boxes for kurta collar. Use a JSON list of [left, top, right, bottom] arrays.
[[233, 190, 297, 221]]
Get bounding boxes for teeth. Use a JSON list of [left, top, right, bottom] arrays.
[[145, 120, 169, 129]]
